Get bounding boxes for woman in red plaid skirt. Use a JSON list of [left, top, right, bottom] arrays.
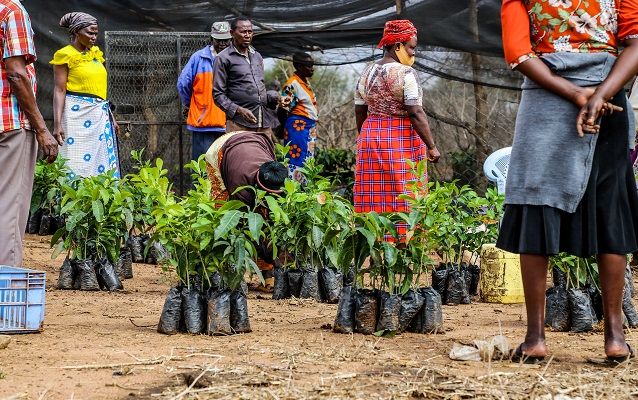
[[353, 20, 439, 235]]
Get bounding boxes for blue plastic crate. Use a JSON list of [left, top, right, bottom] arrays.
[[0, 266, 45, 333]]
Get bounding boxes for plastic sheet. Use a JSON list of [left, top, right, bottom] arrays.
[[76, 259, 100, 291], [333, 285, 356, 334], [343, 266, 355, 287], [272, 267, 290, 300], [319, 267, 343, 304], [57, 257, 75, 290], [375, 292, 401, 334], [299, 269, 321, 300], [568, 288, 597, 333], [446, 266, 470, 305], [468, 264, 481, 296], [586, 284, 604, 321], [432, 263, 448, 302], [625, 264, 635, 297], [398, 288, 425, 332], [545, 286, 570, 331], [230, 290, 252, 333], [95, 257, 123, 291], [623, 275, 638, 328], [127, 235, 145, 263], [421, 287, 444, 333], [182, 285, 206, 334], [207, 289, 232, 336], [26, 209, 43, 234], [158, 286, 183, 335], [354, 289, 378, 335], [38, 213, 52, 236], [115, 247, 134, 280], [552, 266, 567, 288], [287, 270, 303, 298]]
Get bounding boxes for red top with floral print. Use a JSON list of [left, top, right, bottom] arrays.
[[502, 0, 638, 68]]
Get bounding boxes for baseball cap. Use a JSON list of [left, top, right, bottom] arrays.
[[211, 21, 231, 40]]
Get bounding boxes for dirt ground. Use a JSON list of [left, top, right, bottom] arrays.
[[2, 235, 638, 399]]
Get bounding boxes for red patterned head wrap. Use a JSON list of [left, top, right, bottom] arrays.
[[377, 19, 417, 48]]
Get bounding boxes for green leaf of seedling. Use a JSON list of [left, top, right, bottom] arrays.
[[214, 210, 242, 240], [248, 212, 264, 241], [312, 225, 324, 249], [373, 329, 396, 338], [92, 200, 105, 222], [51, 240, 65, 259], [248, 258, 264, 285]]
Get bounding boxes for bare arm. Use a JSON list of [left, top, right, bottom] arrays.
[[577, 39, 638, 135], [515, 58, 594, 108], [406, 105, 440, 162], [5, 56, 61, 162], [52, 64, 67, 141], [355, 104, 368, 132]]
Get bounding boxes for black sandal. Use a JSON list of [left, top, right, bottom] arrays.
[[510, 344, 545, 365], [605, 344, 635, 365]]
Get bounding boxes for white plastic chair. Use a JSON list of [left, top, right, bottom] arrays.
[[483, 147, 512, 194]]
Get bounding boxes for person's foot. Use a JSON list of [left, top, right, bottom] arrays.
[[517, 340, 547, 358], [605, 338, 632, 359]]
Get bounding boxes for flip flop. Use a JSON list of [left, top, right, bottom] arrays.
[[606, 344, 635, 365], [510, 344, 545, 365], [586, 344, 635, 366]]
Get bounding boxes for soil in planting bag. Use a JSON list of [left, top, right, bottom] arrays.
[[354, 289, 379, 335], [127, 235, 145, 263], [76, 258, 100, 291], [38, 213, 52, 236], [319, 267, 343, 304], [272, 267, 290, 300], [57, 257, 75, 290], [300, 269, 321, 300], [207, 289, 232, 335], [333, 285, 356, 334], [239, 280, 249, 296], [230, 290, 252, 333], [208, 272, 223, 292], [158, 286, 183, 334], [421, 287, 444, 333], [446, 266, 470, 305], [287, 269, 303, 297], [568, 288, 597, 332], [461, 263, 472, 295], [468, 264, 481, 296], [586, 284, 604, 321], [626, 264, 635, 297], [343, 266, 355, 286], [622, 276, 638, 328], [95, 257, 123, 291], [432, 263, 448, 302], [181, 286, 206, 334], [26, 208, 43, 234], [398, 288, 425, 332], [545, 286, 570, 331], [376, 291, 401, 334], [115, 247, 134, 280], [552, 266, 567, 288], [146, 241, 169, 265], [52, 215, 65, 233]]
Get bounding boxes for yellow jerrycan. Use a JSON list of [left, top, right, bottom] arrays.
[[479, 244, 525, 304]]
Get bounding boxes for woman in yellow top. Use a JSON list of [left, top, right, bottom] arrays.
[[50, 12, 119, 178]]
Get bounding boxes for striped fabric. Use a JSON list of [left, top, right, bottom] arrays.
[[0, 0, 36, 133], [353, 115, 427, 236]]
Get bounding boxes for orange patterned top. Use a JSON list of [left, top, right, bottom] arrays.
[[502, 0, 638, 68]]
